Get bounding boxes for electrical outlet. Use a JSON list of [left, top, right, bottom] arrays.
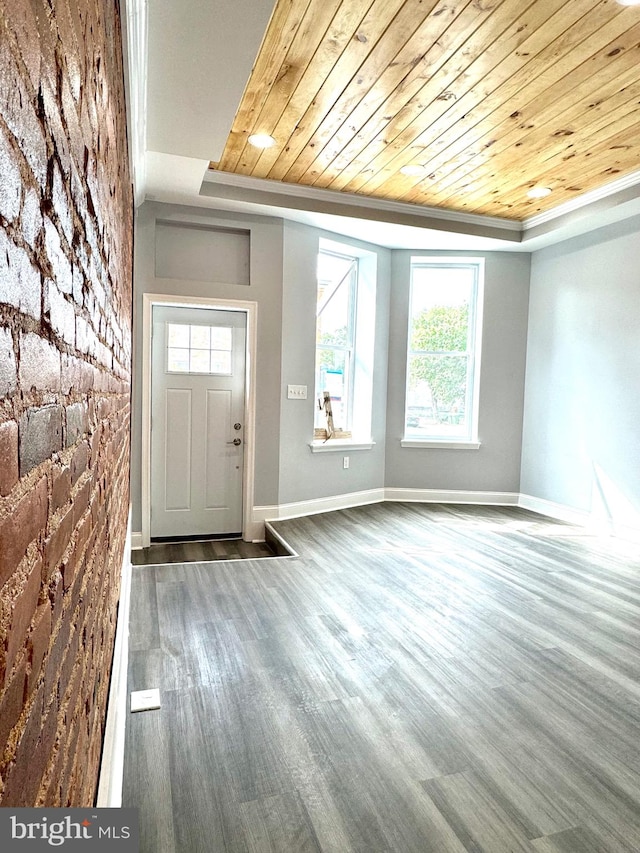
[[130, 688, 161, 713], [287, 384, 307, 399], [343, 456, 350, 469]]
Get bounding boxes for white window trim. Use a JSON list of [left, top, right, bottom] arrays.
[[403, 256, 484, 446], [314, 238, 376, 445], [315, 250, 357, 432], [309, 439, 376, 453], [400, 439, 481, 450]]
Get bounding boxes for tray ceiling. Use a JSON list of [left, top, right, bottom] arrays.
[[211, 0, 640, 222]]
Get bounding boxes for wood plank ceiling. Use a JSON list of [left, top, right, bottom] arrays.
[[212, 0, 640, 221]]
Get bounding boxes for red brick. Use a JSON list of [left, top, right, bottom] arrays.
[[45, 278, 76, 343], [74, 507, 92, 554], [70, 440, 89, 485], [18, 332, 61, 392], [51, 465, 72, 513], [27, 603, 52, 697], [60, 355, 84, 394], [64, 665, 84, 728], [0, 120, 21, 221], [0, 476, 48, 588], [44, 622, 66, 700], [61, 547, 78, 594], [0, 235, 42, 321], [71, 479, 91, 529], [6, 0, 41, 91], [6, 556, 43, 673], [0, 657, 27, 753], [0, 324, 17, 397], [19, 405, 64, 476], [48, 571, 64, 631], [44, 505, 74, 577], [1, 0, 132, 808], [0, 419, 19, 495], [65, 401, 88, 447], [1, 686, 45, 807], [59, 625, 80, 694]]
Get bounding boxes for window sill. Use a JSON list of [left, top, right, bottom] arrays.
[[401, 439, 481, 450], [309, 439, 375, 453]]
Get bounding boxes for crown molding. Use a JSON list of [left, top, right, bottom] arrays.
[[523, 169, 640, 230], [203, 169, 522, 234]]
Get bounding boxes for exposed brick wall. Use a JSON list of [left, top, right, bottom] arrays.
[[0, 0, 132, 806]]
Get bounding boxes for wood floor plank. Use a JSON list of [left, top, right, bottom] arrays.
[[123, 503, 640, 852], [132, 538, 277, 566]]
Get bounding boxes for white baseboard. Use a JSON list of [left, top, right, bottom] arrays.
[[136, 492, 638, 549], [254, 488, 385, 523], [518, 493, 640, 542], [385, 488, 520, 505], [97, 510, 133, 807], [517, 493, 591, 526]]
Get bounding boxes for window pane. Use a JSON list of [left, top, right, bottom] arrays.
[[317, 281, 350, 346], [189, 348, 210, 373], [210, 351, 232, 374], [410, 272, 471, 354], [167, 324, 189, 347], [405, 260, 482, 443], [316, 349, 348, 430], [406, 354, 469, 437], [167, 348, 190, 372], [211, 327, 232, 350], [315, 250, 357, 432], [190, 325, 210, 349]]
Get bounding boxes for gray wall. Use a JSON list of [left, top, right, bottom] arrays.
[[131, 201, 640, 532], [521, 215, 640, 526], [385, 250, 531, 493], [131, 202, 285, 529], [131, 203, 391, 529], [277, 221, 391, 505]]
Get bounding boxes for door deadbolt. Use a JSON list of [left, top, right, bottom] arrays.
[[234, 422, 242, 430]]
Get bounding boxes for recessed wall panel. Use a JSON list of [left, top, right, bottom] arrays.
[[205, 389, 232, 509], [165, 388, 192, 510], [155, 222, 250, 284]]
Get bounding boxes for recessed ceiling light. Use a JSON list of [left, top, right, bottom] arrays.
[[248, 133, 277, 149], [527, 185, 552, 199], [400, 164, 427, 177]]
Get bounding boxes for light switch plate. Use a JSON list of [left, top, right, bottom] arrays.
[[287, 384, 307, 399], [130, 688, 161, 713]]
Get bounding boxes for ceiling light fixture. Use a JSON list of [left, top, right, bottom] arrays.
[[248, 133, 277, 149], [400, 164, 427, 177], [615, 0, 640, 6], [527, 185, 552, 199]]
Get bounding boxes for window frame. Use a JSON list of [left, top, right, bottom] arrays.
[[402, 257, 484, 449], [310, 238, 377, 451], [314, 249, 358, 433]]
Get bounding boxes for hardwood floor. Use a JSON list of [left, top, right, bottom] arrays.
[[132, 538, 277, 567], [122, 503, 640, 852]]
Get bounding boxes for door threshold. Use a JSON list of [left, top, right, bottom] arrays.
[[150, 533, 242, 544]]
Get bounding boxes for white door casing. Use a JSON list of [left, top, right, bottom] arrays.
[[150, 304, 246, 539]]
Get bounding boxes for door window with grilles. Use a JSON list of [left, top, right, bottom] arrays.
[[166, 323, 233, 374]]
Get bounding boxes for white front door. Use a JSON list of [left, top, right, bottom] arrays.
[[150, 305, 246, 539]]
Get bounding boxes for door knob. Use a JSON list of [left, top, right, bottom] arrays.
[[227, 437, 242, 446]]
